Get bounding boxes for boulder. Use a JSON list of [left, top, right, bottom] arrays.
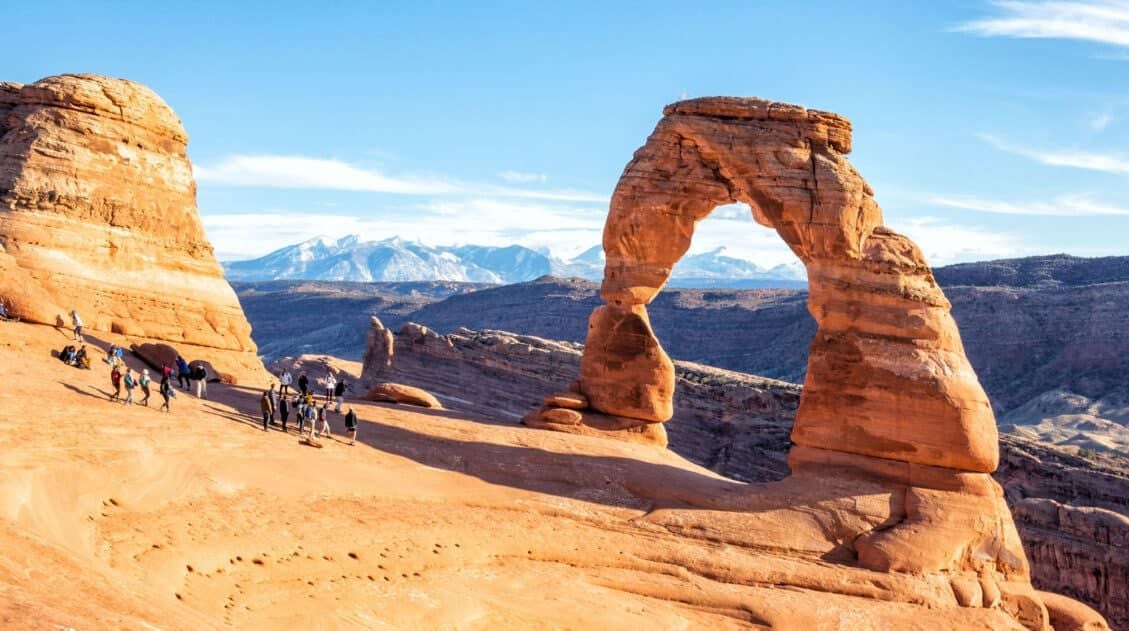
[[366, 382, 442, 409], [0, 74, 266, 384]]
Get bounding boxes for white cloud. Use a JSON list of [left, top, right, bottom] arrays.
[[956, 1, 1129, 47], [927, 193, 1129, 215], [195, 154, 607, 203], [1090, 110, 1115, 130], [497, 170, 548, 183], [194, 155, 460, 195], [896, 217, 1023, 264], [978, 133, 1129, 175]]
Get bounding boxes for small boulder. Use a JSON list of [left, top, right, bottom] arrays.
[[366, 382, 442, 409], [544, 392, 588, 410]]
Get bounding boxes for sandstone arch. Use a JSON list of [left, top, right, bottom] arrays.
[[532, 97, 997, 474]]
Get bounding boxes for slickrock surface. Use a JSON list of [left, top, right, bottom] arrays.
[[359, 319, 1125, 627], [0, 74, 264, 381], [1, 320, 1049, 630], [516, 97, 1057, 624]]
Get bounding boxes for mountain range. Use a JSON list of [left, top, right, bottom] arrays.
[[222, 235, 808, 286]]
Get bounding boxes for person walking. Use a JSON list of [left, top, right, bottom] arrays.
[[304, 402, 317, 437], [344, 406, 358, 445], [316, 403, 331, 438], [259, 392, 272, 432], [193, 363, 208, 399], [110, 365, 122, 402], [122, 368, 136, 405], [159, 374, 172, 412], [324, 373, 337, 404], [70, 310, 84, 342], [298, 372, 309, 396], [279, 369, 293, 396], [161, 362, 173, 380], [334, 378, 346, 413], [139, 369, 152, 406], [279, 395, 290, 433], [176, 355, 191, 389]]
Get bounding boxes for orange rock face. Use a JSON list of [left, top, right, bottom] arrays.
[[366, 382, 443, 409], [0, 74, 264, 381], [522, 97, 1108, 628]]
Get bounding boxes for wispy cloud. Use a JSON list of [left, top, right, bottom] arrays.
[[928, 193, 1129, 215], [498, 170, 548, 183], [1090, 110, 1115, 130], [195, 154, 607, 203], [956, 1, 1129, 47], [978, 133, 1129, 174], [897, 217, 1023, 264]]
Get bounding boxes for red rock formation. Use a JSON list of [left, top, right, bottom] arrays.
[[366, 382, 442, 409], [523, 97, 1107, 628], [0, 74, 265, 381]]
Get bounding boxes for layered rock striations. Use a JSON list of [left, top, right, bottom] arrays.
[[360, 319, 1123, 627], [0, 74, 264, 380], [520, 97, 1099, 628]]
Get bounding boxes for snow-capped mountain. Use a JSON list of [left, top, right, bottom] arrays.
[[223, 235, 551, 284], [222, 236, 808, 287]]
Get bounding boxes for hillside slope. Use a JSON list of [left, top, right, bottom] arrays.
[[1, 320, 1059, 629]]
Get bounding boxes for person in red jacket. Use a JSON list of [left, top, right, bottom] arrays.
[[110, 365, 122, 402]]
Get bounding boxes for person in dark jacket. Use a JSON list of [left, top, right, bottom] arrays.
[[259, 392, 272, 431], [344, 406, 358, 445], [334, 378, 347, 413], [193, 364, 208, 399], [159, 374, 172, 412], [110, 365, 122, 401], [176, 355, 191, 389], [279, 395, 290, 433], [297, 372, 309, 396]]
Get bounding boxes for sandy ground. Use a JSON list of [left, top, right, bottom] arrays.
[[0, 321, 1027, 630]]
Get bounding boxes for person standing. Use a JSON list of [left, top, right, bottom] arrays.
[[110, 365, 122, 402], [139, 369, 152, 406], [296, 395, 307, 434], [159, 374, 172, 412], [334, 378, 346, 413], [324, 373, 337, 404], [304, 403, 317, 437], [298, 372, 309, 396], [176, 355, 191, 389], [280, 369, 293, 396], [259, 392, 272, 432], [279, 395, 290, 433], [267, 384, 279, 424], [70, 310, 84, 342], [122, 368, 136, 405], [344, 406, 358, 446], [194, 364, 208, 399]]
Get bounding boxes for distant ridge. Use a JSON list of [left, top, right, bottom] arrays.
[[222, 235, 809, 286]]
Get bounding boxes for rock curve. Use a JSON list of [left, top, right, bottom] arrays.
[[0, 74, 264, 381]]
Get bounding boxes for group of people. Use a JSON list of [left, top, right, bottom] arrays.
[[58, 343, 91, 369], [260, 370, 359, 445]]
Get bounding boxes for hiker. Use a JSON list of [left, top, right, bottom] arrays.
[[74, 345, 90, 369], [303, 402, 317, 437], [122, 368, 136, 405], [159, 374, 172, 412], [298, 372, 309, 396], [334, 378, 347, 413], [104, 345, 118, 365], [0, 299, 10, 321], [316, 403, 331, 438], [176, 355, 191, 389], [139, 369, 152, 406], [279, 394, 291, 432], [296, 395, 307, 434], [110, 365, 122, 401], [70, 310, 84, 342], [268, 384, 278, 423], [161, 362, 172, 380], [344, 406, 358, 445], [324, 373, 337, 404], [60, 345, 77, 365], [259, 392, 272, 432], [193, 363, 208, 399], [279, 369, 293, 396]]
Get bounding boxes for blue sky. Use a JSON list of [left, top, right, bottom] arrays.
[[3, 1, 1128, 265]]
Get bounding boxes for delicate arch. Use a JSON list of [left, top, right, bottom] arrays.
[[573, 97, 997, 473]]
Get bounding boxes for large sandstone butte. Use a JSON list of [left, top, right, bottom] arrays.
[[0, 74, 264, 380], [525, 97, 1107, 629]]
